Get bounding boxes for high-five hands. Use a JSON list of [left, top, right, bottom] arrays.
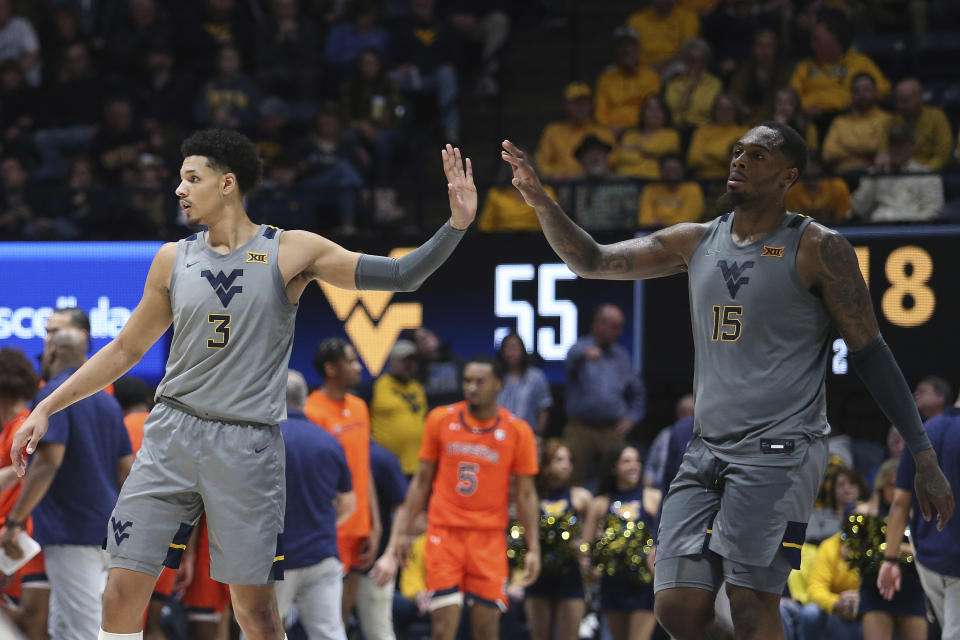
[[501, 140, 553, 208], [441, 144, 477, 230]]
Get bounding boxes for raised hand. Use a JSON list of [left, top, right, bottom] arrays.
[[441, 144, 477, 230], [501, 140, 552, 208]]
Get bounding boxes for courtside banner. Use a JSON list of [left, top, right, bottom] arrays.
[[0, 242, 167, 381], [0, 234, 636, 388]]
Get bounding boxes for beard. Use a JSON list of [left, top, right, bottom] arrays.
[[716, 187, 750, 212]]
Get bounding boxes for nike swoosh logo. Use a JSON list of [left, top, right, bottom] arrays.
[[186, 261, 200, 268], [254, 446, 269, 454]]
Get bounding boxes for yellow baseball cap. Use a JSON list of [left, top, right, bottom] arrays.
[[564, 82, 592, 101]]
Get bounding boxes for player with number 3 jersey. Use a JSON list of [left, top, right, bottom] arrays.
[[10, 129, 478, 640], [372, 356, 540, 640]]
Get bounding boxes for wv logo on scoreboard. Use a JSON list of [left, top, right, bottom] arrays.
[[318, 248, 422, 376]]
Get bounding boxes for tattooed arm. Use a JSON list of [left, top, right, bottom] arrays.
[[798, 224, 878, 350], [799, 223, 954, 529], [501, 140, 705, 280]]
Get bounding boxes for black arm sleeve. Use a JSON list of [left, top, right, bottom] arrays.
[[354, 221, 466, 291], [848, 335, 932, 455]]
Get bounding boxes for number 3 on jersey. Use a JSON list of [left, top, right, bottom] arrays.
[[207, 314, 231, 348], [457, 462, 479, 496], [711, 305, 742, 342]]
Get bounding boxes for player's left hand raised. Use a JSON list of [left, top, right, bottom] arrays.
[[441, 144, 477, 230], [915, 452, 955, 531], [521, 548, 541, 587]]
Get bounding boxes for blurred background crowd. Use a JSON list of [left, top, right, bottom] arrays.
[[0, 0, 959, 242]]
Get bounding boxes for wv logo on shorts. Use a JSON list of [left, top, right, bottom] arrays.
[[201, 269, 244, 307], [111, 518, 133, 546], [716, 260, 755, 299]]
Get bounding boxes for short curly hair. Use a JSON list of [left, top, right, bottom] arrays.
[[0, 347, 40, 401], [181, 129, 263, 195]]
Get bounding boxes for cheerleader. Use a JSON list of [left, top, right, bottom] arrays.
[[583, 444, 661, 640], [850, 458, 927, 640], [525, 439, 593, 640]]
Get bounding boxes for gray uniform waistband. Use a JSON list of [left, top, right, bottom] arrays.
[[157, 397, 276, 428]]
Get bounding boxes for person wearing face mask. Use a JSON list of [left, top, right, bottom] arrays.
[[564, 135, 638, 231]]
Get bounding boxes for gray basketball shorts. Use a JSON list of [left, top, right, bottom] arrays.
[[654, 435, 827, 595], [106, 402, 286, 585]]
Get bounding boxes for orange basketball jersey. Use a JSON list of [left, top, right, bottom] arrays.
[[123, 411, 149, 457], [420, 402, 538, 530], [304, 390, 371, 537], [0, 409, 29, 518]]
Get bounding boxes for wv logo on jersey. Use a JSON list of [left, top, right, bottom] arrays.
[[717, 260, 754, 299], [111, 518, 133, 545], [201, 269, 244, 307]]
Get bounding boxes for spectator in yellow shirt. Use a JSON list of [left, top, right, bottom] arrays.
[[594, 26, 661, 135], [875, 78, 954, 171], [772, 88, 820, 153], [686, 93, 749, 179], [535, 82, 617, 180], [478, 167, 558, 232], [789, 17, 890, 120], [729, 28, 793, 124], [627, 0, 700, 71], [638, 154, 705, 227], [394, 533, 430, 635], [369, 340, 428, 476], [612, 95, 681, 179], [800, 532, 861, 640], [784, 152, 851, 223], [664, 39, 723, 128], [822, 73, 892, 173]]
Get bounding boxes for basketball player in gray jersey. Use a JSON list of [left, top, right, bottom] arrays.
[[500, 125, 954, 640], [11, 129, 478, 640]]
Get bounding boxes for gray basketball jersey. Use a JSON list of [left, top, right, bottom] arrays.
[[155, 225, 297, 425], [688, 212, 832, 466]]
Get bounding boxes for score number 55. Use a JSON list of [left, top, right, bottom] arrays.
[[494, 263, 578, 361]]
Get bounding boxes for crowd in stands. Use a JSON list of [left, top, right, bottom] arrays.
[[1, 0, 958, 241], [488, 0, 960, 232], [0, 0, 514, 239]]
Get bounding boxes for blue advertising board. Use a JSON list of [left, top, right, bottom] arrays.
[[0, 235, 636, 388], [0, 242, 167, 381]]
